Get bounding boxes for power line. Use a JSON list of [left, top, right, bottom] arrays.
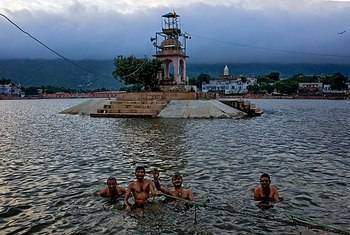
[[0, 13, 152, 88], [0, 13, 100, 77], [191, 33, 350, 59], [162, 194, 350, 235]]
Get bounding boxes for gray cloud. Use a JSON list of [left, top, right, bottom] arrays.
[[0, 0, 350, 63]]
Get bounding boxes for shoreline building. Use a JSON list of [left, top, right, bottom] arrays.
[[298, 82, 348, 97], [0, 82, 23, 97], [202, 65, 256, 94], [152, 11, 190, 86]]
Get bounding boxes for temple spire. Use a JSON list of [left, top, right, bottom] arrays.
[[224, 65, 229, 76]]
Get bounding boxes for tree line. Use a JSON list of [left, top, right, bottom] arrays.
[[248, 72, 348, 95], [1, 77, 112, 96]]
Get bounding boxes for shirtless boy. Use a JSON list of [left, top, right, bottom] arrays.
[[99, 176, 126, 199], [254, 173, 280, 205], [125, 166, 156, 209], [160, 173, 193, 201]]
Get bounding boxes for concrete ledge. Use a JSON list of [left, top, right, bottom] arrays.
[[60, 99, 109, 115], [159, 100, 246, 119]]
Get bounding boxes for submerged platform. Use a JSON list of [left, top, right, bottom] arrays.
[[61, 92, 262, 119]]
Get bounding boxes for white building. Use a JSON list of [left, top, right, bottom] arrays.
[[298, 82, 348, 95], [298, 83, 323, 90], [323, 84, 331, 92], [0, 84, 12, 95], [346, 82, 350, 90], [0, 84, 23, 97], [202, 66, 256, 94]]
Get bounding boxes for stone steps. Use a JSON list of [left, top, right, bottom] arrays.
[[97, 107, 162, 114], [102, 105, 164, 110], [218, 99, 264, 117], [110, 100, 168, 105], [106, 103, 166, 109], [90, 112, 157, 118], [91, 98, 168, 118]]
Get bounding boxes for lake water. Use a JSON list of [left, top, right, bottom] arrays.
[[0, 99, 349, 234]]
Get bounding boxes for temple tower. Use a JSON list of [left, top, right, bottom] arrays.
[[152, 11, 190, 85]]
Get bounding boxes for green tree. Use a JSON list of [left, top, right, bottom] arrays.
[[259, 82, 274, 94], [274, 80, 298, 94], [326, 73, 347, 90], [112, 56, 162, 91], [267, 72, 280, 81], [188, 73, 211, 90], [257, 76, 273, 84], [247, 84, 260, 94], [197, 73, 211, 90], [240, 76, 248, 83], [23, 87, 39, 96]]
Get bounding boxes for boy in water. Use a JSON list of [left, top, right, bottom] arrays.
[[125, 166, 157, 210], [99, 176, 126, 199], [254, 173, 280, 208], [160, 173, 193, 201], [152, 168, 161, 192]]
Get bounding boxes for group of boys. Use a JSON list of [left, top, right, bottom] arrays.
[[99, 166, 279, 209], [99, 166, 193, 209]]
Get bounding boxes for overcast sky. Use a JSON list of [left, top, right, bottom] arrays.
[[1, 0, 350, 63]]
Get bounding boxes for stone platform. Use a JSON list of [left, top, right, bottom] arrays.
[[60, 92, 258, 119]]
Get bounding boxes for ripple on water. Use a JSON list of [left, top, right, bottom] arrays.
[[0, 99, 350, 234]]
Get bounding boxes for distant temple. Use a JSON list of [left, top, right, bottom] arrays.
[[152, 11, 190, 86], [202, 65, 256, 94], [219, 65, 234, 80]]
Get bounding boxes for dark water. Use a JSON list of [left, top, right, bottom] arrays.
[[0, 99, 349, 234]]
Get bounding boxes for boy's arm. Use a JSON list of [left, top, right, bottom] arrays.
[[188, 189, 194, 201], [149, 180, 157, 196], [253, 187, 261, 201], [159, 186, 170, 195], [99, 188, 107, 197], [124, 183, 132, 209], [272, 186, 280, 202], [119, 187, 127, 194]]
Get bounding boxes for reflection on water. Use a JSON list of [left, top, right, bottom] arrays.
[[0, 99, 349, 234]]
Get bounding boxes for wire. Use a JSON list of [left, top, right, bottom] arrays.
[[0, 13, 153, 88], [191, 33, 350, 59], [161, 194, 350, 235], [0, 13, 99, 76], [117, 45, 154, 80], [121, 57, 148, 79]]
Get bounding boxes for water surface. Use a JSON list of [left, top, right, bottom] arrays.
[[0, 99, 349, 234]]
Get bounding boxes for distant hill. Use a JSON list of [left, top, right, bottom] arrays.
[[0, 59, 119, 90], [0, 59, 349, 89]]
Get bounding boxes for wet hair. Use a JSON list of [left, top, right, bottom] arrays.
[[260, 173, 271, 182], [135, 166, 145, 173], [107, 176, 117, 184], [152, 168, 159, 173], [172, 172, 183, 180]]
